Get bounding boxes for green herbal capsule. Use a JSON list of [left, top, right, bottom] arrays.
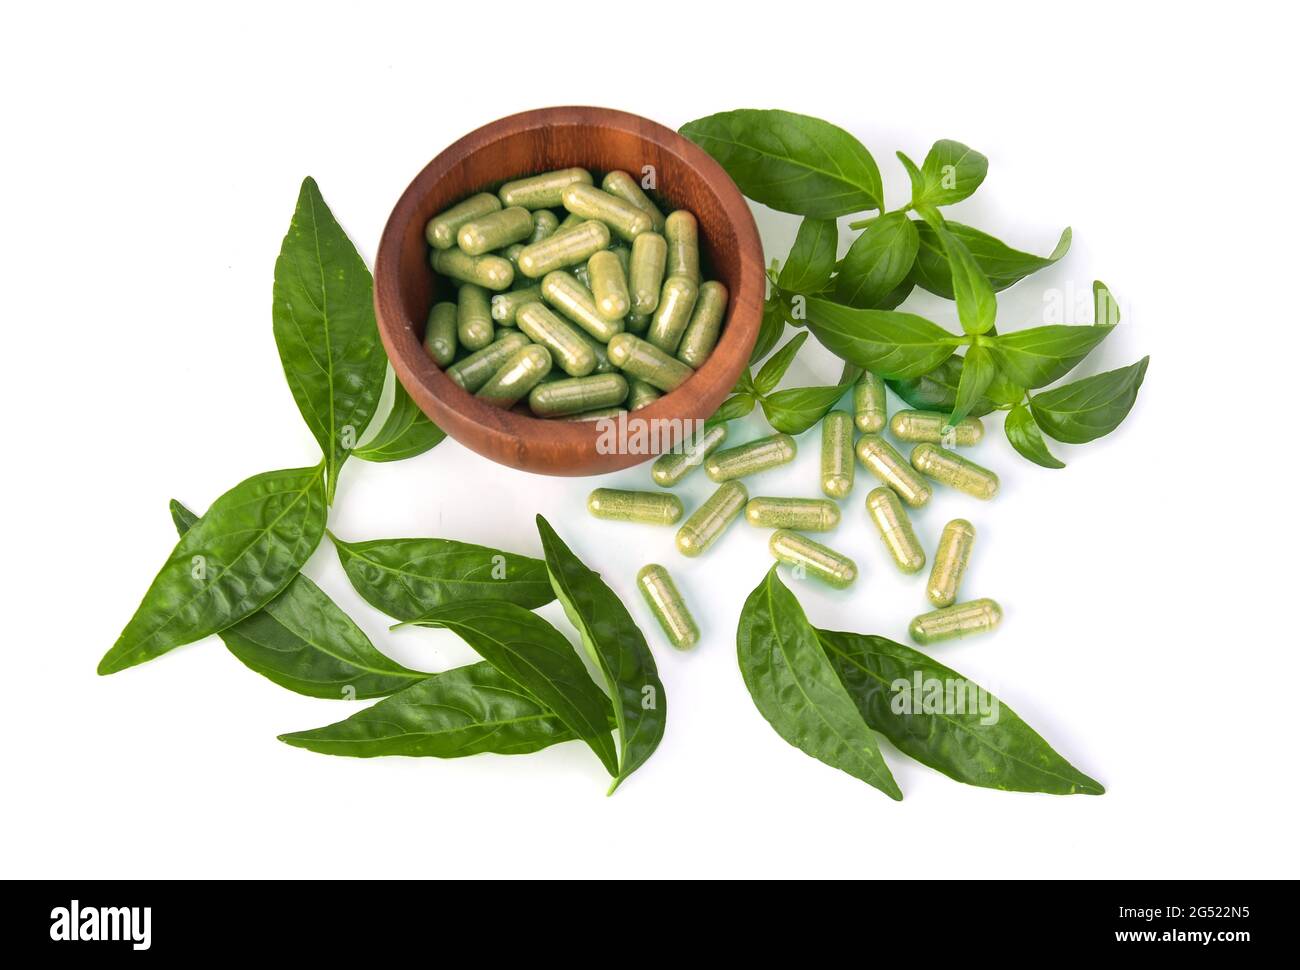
[[652, 423, 728, 487], [529, 373, 628, 418], [629, 232, 668, 316], [865, 486, 926, 574], [909, 598, 1003, 645], [457, 284, 494, 351], [606, 333, 695, 391], [853, 371, 887, 433], [475, 345, 552, 408], [457, 206, 534, 256], [517, 220, 611, 279], [576, 328, 615, 374], [855, 434, 932, 508], [561, 406, 626, 422], [558, 212, 586, 231], [890, 410, 985, 446], [910, 443, 999, 499], [706, 433, 797, 483], [676, 481, 747, 556], [610, 244, 631, 278], [445, 332, 532, 392], [491, 286, 544, 326], [627, 379, 661, 411], [498, 167, 593, 209], [677, 281, 727, 367], [530, 209, 559, 243], [928, 518, 975, 608], [423, 301, 458, 367], [664, 210, 700, 282], [500, 244, 526, 271], [541, 270, 622, 342], [769, 529, 858, 589], [586, 250, 630, 322], [745, 497, 840, 531], [637, 564, 698, 649], [820, 410, 855, 499], [602, 171, 666, 232], [561, 183, 653, 242], [426, 192, 501, 250], [516, 302, 596, 377], [431, 248, 514, 291], [647, 275, 699, 354], [626, 311, 650, 333], [587, 487, 684, 525]]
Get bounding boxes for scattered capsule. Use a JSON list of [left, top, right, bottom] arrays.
[[517, 220, 611, 278], [664, 210, 700, 282], [431, 247, 514, 291], [587, 488, 684, 525], [676, 481, 747, 556], [890, 410, 985, 446], [530, 209, 559, 243], [706, 433, 797, 483], [628, 379, 662, 411], [457, 206, 534, 256], [745, 497, 840, 532], [423, 301, 458, 367], [456, 284, 494, 351], [585, 250, 630, 322], [677, 281, 727, 368], [909, 598, 1003, 645], [515, 302, 596, 377], [629, 232, 668, 316], [820, 410, 855, 499], [928, 519, 976, 608], [769, 529, 857, 589], [529, 373, 628, 418], [865, 486, 926, 574], [910, 443, 999, 500], [652, 423, 728, 487], [540, 270, 622, 343], [498, 167, 593, 209], [606, 334, 695, 391], [475, 345, 552, 409], [602, 171, 666, 232], [853, 371, 887, 433], [445, 332, 532, 392], [647, 275, 699, 354], [855, 434, 932, 508], [561, 406, 626, 422], [637, 564, 698, 649], [561, 183, 653, 241], [425, 192, 501, 250], [490, 286, 544, 325]]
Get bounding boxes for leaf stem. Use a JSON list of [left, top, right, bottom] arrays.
[[848, 203, 913, 231]]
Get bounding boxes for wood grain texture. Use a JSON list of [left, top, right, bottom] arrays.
[[374, 106, 764, 476]]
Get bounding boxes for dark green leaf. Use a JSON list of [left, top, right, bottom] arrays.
[[355, 374, 446, 462], [912, 221, 1071, 298], [834, 211, 920, 309], [272, 177, 388, 503], [752, 298, 787, 363], [896, 150, 926, 202], [936, 224, 998, 335], [99, 466, 327, 675], [709, 393, 756, 425], [1094, 280, 1121, 326], [818, 630, 1102, 794], [331, 533, 554, 622], [950, 343, 997, 427], [737, 568, 901, 799], [918, 140, 988, 206], [777, 218, 838, 293], [988, 324, 1115, 389], [680, 109, 883, 217], [760, 382, 852, 435], [754, 331, 808, 394], [886, 355, 996, 417], [1005, 403, 1065, 469], [1030, 356, 1150, 444], [805, 297, 960, 379]]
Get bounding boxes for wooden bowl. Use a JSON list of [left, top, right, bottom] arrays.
[[374, 106, 764, 476]]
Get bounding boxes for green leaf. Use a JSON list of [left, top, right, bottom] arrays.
[[710, 392, 756, 425], [805, 297, 960, 379], [1094, 280, 1121, 326], [272, 177, 388, 503], [777, 218, 838, 293], [753, 331, 808, 394], [404, 601, 618, 776], [918, 139, 988, 206], [818, 630, 1102, 794], [936, 224, 998, 335], [355, 374, 446, 462], [680, 109, 883, 217], [1005, 403, 1066, 469], [1030, 357, 1150, 444], [760, 382, 852, 435], [912, 221, 1071, 298], [331, 534, 555, 622], [171, 501, 426, 698], [752, 297, 787, 364], [950, 343, 997, 427], [984, 371, 1026, 408], [896, 150, 926, 203], [737, 568, 901, 799], [886, 355, 996, 417], [99, 466, 327, 676], [278, 662, 579, 758], [988, 324, 1115, 389], [834, 211, 920, 309], [537, 516, 666, 794]]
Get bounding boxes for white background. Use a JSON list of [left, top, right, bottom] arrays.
[[3, 1, 1296, 879]]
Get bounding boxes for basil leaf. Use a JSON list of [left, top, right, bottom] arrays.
[[355, 375, 446, 463], [777, 218, 838, 293], [710, 392, 756, 424], [1094, 279, 1121, 326], [886, 355, 995, 417], [331, 534, 555, 622], [1005, 403, 1065, 469], [988, 324, 1115, 389], [537, 516, 666, 794], [918, 140, 988, 206], [279, 662, 578, 758], [737, 568, 902, 799], [834, 211, 920, 308], [936, 224, 998, 335], [754, 331, 808, 394], [950, 343, 997, 427], [680, 109, 883, 217], [405, 601, 618, 776], [272, 178, 388, 504], [760, 382, 852, 435], [805, 297, 960, 379], [984, 370, 1026, 408], [752, 297, 787, 363], [896, 150, 926, 202], [1030, 356, 1150, 444], [171, 502, 425, 698], [99, 466, 327, 676], [912, 221, 1071, 298]]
